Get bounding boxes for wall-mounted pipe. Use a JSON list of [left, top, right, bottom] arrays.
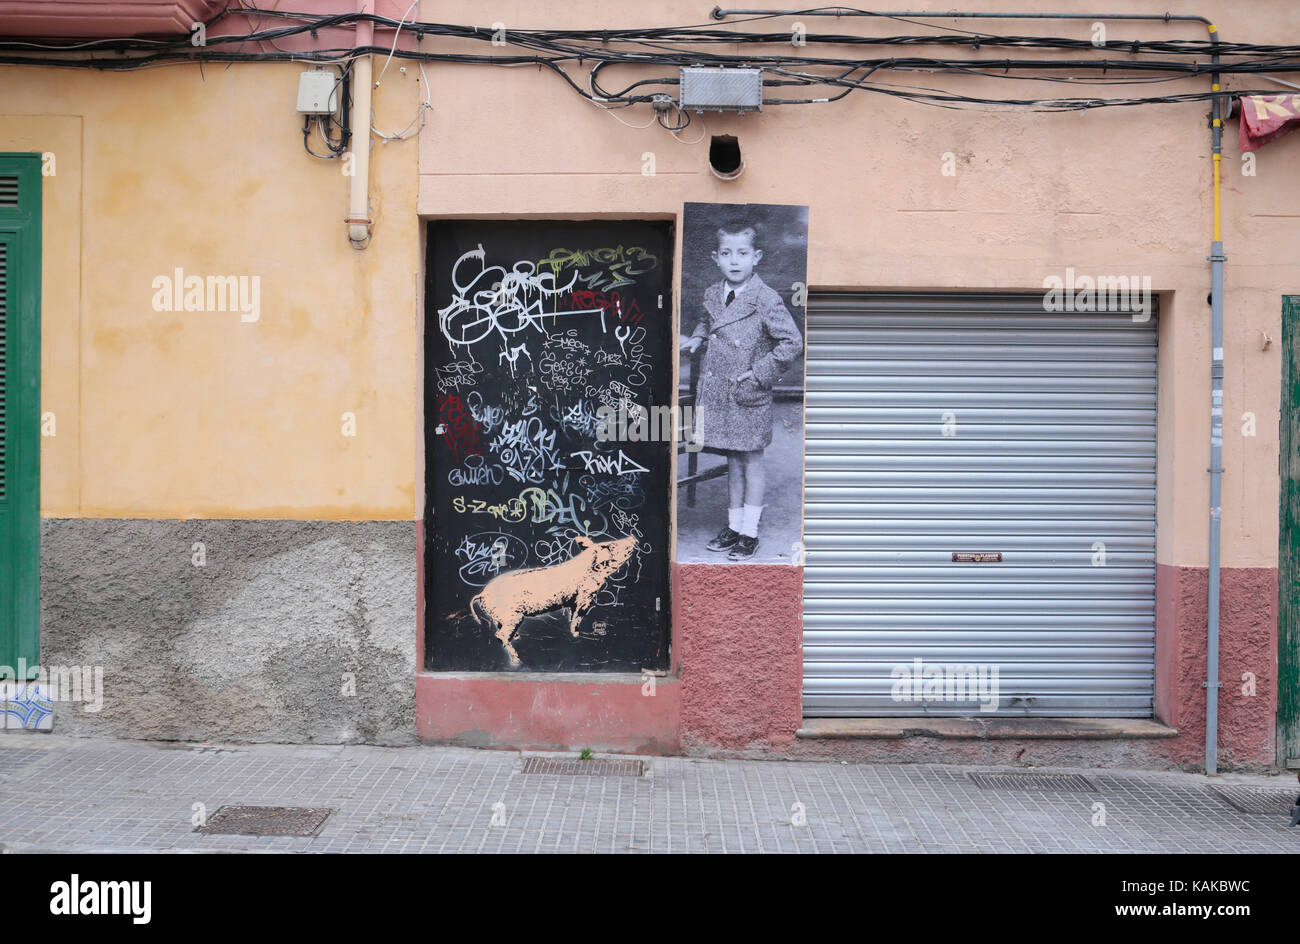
[[1206, 24, 1225, 776], [715, 7, 1228, 774], [347, 0, 374, 249]]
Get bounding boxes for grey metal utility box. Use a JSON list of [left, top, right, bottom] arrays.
[[679, 67, 763, 113]]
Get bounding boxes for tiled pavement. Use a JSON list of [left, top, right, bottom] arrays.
[[0, 732, 1297, 853]]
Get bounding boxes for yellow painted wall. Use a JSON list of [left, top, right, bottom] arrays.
[[2, 61, 421, 520]]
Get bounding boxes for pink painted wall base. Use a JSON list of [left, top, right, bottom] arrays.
[[676, 563, 804, 752], [1156, 563, 1279, 768], [416, 563, 1280, 772], [415, 673, 680, 755]]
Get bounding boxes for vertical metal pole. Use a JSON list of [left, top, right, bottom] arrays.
[[1206, 26, 1224, 775], [1207, 242, 1224, 775]]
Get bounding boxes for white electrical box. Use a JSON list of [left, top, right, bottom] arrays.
[[297, 69, 338, 115]]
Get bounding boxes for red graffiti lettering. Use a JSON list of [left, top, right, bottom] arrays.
[[562, 289, 643, 326], [439, 394, 483, 462]]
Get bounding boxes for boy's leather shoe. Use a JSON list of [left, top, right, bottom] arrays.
[[728, 535, 759, 560], [707, 526, 742, 552]]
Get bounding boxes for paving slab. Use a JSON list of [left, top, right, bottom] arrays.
[[0, 732, 1296, 853]]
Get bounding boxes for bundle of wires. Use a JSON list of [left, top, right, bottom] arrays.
[[2, 6, 1297, 115]]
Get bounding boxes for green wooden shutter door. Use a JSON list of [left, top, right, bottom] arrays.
[[1280, 295, 1300, 768], [0, 154, 41, 673]]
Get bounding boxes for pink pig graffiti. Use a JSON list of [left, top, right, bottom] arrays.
[[469, 534, 638, 667]]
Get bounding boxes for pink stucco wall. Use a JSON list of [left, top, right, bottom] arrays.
[[1156, 564, 1278, 768], [416, 674, 680, 755], [416, 561, 1279, 770], [669, 562, 1279, 770], [676, 563, 804, 753]]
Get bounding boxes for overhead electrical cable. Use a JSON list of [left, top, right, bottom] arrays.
[[1, 7, 1293, 114]]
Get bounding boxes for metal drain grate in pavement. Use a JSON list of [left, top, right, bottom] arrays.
[[521, 757, 646, 777], [968, 772, 1099, 794], [194, 805, 333, 837], [1210, 785, 1299, 815]]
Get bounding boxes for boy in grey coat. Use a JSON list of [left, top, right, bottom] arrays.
[[681, 223, 803, 559]]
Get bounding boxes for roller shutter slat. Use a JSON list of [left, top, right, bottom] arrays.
[[803, 293, 1157, 718]]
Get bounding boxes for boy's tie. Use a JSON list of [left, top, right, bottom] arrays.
[[726, 288, 735, 306]]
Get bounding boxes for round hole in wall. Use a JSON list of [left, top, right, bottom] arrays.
[[708, 135, 744, 180]]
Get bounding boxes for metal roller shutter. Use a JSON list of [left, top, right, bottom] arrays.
[[803, 293, 1157, 718]]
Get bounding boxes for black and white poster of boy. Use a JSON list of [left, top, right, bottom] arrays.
[[677, 202, 808, 564]]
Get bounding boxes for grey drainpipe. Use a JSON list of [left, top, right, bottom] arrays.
[[717, 8, 1226, 773], [1207, 30, 1225, 776]]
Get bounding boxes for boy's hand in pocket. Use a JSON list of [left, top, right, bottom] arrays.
[[680, 336, 703, 353], [736, 370, 755, 383]]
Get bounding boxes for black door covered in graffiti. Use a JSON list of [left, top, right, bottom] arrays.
[[424, 220, 674, 672]]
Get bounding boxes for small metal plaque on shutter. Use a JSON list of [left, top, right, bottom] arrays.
[[952, 552, 1003, 563]]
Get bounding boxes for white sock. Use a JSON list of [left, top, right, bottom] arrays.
[[740, 504, 763, 538], [728, 506, 742, 532]]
